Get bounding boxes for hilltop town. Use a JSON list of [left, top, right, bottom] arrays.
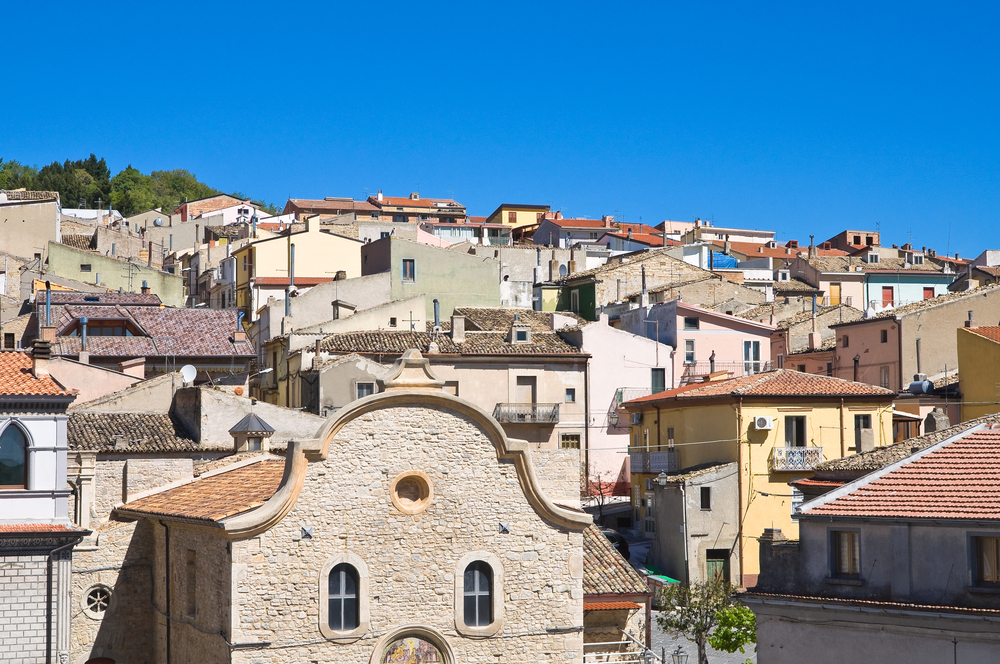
[[2, 187, 998, 663]]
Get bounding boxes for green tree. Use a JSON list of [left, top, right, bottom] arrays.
[[0, 158, 38, 190], [656, 578, 746, 664], [708, 604, 756, 662], [34, 154, 112, 209]]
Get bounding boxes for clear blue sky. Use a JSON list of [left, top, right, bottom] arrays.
[[5, 1, 998, 258]]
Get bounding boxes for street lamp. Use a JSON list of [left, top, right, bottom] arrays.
[[248, 368, 273, 379], [609, 410, 619, 426], [671, 646, 688, 664]]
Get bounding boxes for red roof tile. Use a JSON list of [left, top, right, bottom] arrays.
[[805, 429, 1000, 519], [0, 523, 82, 533], [624, 370, 895, 406], [583, 601, 642, 611], [254, 277, 335, 287], [376, 196, 463, 210], [116, 459, 285, 523], [965, 326, 1000, 344], [0, 352, 73, 397]]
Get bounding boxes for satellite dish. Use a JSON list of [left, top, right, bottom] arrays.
[[153, 217, 164, 227], [180, 365, 197, 385]]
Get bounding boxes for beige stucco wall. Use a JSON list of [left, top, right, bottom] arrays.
[[48, 358, 141, 407], [0, 198, 60, 260], [224, 402, 585, 663]]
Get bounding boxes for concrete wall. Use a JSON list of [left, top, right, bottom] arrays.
[[0, 198, 60, 260], [48, 358, 142, 407], [74, 372, 178, 414], [304, 354, 390, 417], [361, 237, 502, 319], [291, 295, 428, 341], [46, 242, 184, 306]]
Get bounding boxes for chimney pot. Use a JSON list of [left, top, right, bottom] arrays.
[[451, 315, 466, 343]]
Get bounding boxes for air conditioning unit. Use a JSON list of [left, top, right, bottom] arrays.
[[754, 416, 774, 430], [631, 413, 642, 425]]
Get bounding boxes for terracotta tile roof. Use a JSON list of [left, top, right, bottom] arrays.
[[740, 591, 1000, 617], [655, 462, 734, 484], [67, 412, 228, 453], [805, 428, 1000, 520], [807, 256, 946, 274], [50, 307, 254, 358], [116, 459, 285, 523], [963, 326, 1000, 344], [813, 413, 1000, 472], [47, 292, 162, 306], [0, 352, 73, 397], [376, 196, 464, 210], [452, 307, 586, 332], [0, 523, 84, 533], [583, 601, 642, 611], [556, 247, 687, 284], [254, 277, 335, 287], [285, 198, 379, 213], [776, 305, 864, 331], [624, 370, 894, 406], [974, 266, 1000, 277], [600, 231, 667, 247], [773, 278, 822, 293], [61, 234, 95, 251], [864, 284, 1000, 320], [317, 330, 583, 357], [583, 525, 649, 595]]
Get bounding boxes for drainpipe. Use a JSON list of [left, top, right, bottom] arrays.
[[433, 299, 440, 329], [45, 281, 52, 326], [915, 337, 922, 375], [840, 398, 846, 458], [736, 398, 745, 586], [289, 243, 295, 290], [679, 480, 690, 585], [46, 536, 84, 664], [853, 354, 860, 382], [583, 359, 590, 489]]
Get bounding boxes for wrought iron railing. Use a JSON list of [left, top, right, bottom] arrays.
[[679, 360, 773, 384], [628, 449, 678, 474], [770, 446, 824, 471], [493, 403, 560, 424], [615, 387, 654, 406]]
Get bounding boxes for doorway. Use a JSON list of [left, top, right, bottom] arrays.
[[706, 550, 730, 583]]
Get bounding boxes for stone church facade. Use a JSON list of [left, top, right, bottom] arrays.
[[110, 350, 591, 663]]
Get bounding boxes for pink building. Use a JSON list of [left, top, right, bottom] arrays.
[[620, 300, 776, 388]]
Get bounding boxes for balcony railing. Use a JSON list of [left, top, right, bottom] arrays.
[[770, 446, 824, 471], [628, 449, 678, 474], [679, 360, 773, 385], [493, 402, 560, 424], [615, 387, 654, 406]]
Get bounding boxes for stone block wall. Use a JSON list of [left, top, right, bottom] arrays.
[[92, 457, 194, 518], [0, 551, 53, 663], [228, 403, 585, 663]]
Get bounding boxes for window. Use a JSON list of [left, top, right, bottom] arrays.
[[565, 388, 576, 403], [82, 584, 113, 620], [785, 416, 807, 447], [842, 335, 849, 348], [644, 494, 655, 533], [389, 317, 397, 327], [974, 536, 1000, 586], [380, 232, 390, 239], [683, 316, 700, 330], [464, 562, 493, 627], [880, 329, 888, 343], [684, 339, 695, 364], [401, 259, 416, 282], [882, 286, 894, 307], [914, 255, 924, 265], [832, 530, 860, 577], [855, 414, 871, 430], [744, 340, 761, 374], [797, 364, 806, 372], [570, 289, 580, 314], [515, 329, 528, 342], [651, 368, 666, 394], [700, 486, 712, 510], [826, 362, 833, 376], [3, 333, 14, 349], [853, 235, 861, 245], [791, 488, 804, 517], [328, 563, 359, 631], [0, 424, 28, 488], [776, 354, 784, 368], [419, 215, 430, 221], [508, 211, 517, 224], [247, 436, 262, 452], [185, 550, 197, 618], [356, 382, 375, 399], [80, 263, 92, 272], [560, 434, 581, 449], [880, 366, 890, 389]]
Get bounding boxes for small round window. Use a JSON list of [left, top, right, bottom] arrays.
[[389, 471, 433, 515], [83, 584, 113, 619]]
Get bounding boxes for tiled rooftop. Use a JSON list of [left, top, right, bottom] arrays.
[[624, 370, 895, 406], [583, 601, 642, 611], [776, 304, 863, 330], [805, 428, 1000, 520], [46, 292, 163, 306], [116, 459, 285, 523], [375, 196, 463, 210], [773, 278, 823, 293], [808, 256, 946, 274], [0, 352, 73, 397], [317, 330, 583, 357], [964, 326, 1000, 344], [865, 284, 1000, 320], [583, 525, 649, 595], [0, 523, 84, 533], [453, 307, 585, 333], [66, 412, 227, 453]]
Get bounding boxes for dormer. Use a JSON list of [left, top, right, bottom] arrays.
[[509, 321, 532, 344], [229, 407, 275, 453], [864, 251, 880, 264], [767, 241, 778, 249]]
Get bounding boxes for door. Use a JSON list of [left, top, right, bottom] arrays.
[[882, 286, 894, 307], [706, 550, 730, 583], [830, 282, 841, 306], [923, 287, 935, 300], [515, 376, 537, 422]]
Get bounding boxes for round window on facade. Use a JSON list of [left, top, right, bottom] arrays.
[[82, 584, 114, 619], [389, 470, 433, 515]]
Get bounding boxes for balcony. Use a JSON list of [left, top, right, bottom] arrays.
[[679, 360, 773, 385], [628, 449, 678, 474], [493, 402, 560, 424], [615, 387, 654, 406], [770, 446, 824, 471]]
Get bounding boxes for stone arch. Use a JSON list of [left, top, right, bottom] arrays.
[[369, 624, 455, 664]]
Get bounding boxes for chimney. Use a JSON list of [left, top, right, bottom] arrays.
[[141, 280, 149, 295], [555, 211, 562, 220], [549, 251, 559, 282], [640, 265, 649, 309], [451, 315, 466, 343], [377, 190, 383, 202], [80, 317, 89, 352], [769, 305, 776, 326], [334, 270, 347, 281], [603, 215, 614, 228], [313, 339, 324, 370], [809, 235, 817, 259], [568, 247, 577, 274], [965, 310, 975, 328], [32, 339, 51, 377]]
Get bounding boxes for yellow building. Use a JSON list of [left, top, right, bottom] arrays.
[[233, 218, 363, 317], [485, 203, 550, 230], [957, 325, 1000, 421], [622, 370, 894, 584]]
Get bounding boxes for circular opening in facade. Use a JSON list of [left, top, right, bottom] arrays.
[[83, 584, 113, 619], [389, 471, 433, 515]]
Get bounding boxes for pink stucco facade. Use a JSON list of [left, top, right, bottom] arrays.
[[670, 303, 776, 386]]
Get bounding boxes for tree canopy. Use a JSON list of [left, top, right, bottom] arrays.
[[0, 156, 278, 216]]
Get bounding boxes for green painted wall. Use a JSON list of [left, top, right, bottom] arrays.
[[47, 242, 185, 306]]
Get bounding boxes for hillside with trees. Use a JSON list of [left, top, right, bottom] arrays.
[[0, 155, 278, 216]]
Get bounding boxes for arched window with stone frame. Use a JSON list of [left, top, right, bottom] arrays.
[[453, 551, 504, 636], [318, 552, 370, 639]]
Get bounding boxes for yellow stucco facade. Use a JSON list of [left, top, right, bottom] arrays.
[[485, 205, 548, 229], [627, 394, 893, 580], [957, 327, 1000, 421]]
